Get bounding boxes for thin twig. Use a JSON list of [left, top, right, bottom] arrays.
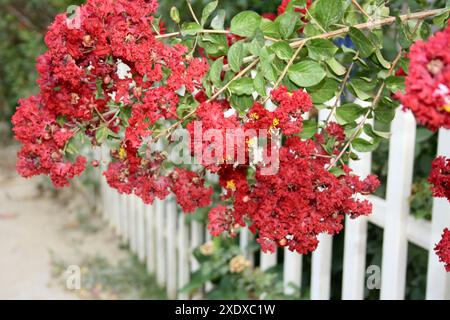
[[328, 50, 403, 169], [290, 9, 443, 48], [186, 0, 200, 25], [351, 0, 372, 21], [261, 42, 306, 104], [152, 59, 259, 143], [324, 52, 359, 125]]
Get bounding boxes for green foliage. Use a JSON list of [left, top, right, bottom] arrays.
[[182, 237, 301, 300]]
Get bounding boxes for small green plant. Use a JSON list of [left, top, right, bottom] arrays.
[[181, 237, 302, 300]]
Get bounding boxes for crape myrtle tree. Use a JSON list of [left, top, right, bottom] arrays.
[[11, 0, 450, 270]]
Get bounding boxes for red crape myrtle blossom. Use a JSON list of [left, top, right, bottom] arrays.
[[12, 95, 86, 187], [13, 0, 209, 210], [169, 168, 213, 213], [245, 137, 379, 253], [428, 156, 450, 201], [399, 23, 450, 131], [245, 86, 312, 136], [435, 228, 450, 272], [186, 101, 248, 172]]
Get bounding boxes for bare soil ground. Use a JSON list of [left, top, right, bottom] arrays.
[[0, 144, 126, 300]]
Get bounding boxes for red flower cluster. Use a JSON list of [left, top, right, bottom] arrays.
[[13, 0, 384, 256], [428, 156, 450, 201], [247, 137, 379, 253], [12, 95, 86, 187], [245, 86, 312, 136], [170, 168, 213, 213], [400, 23, 450, 131], [12, 0, 209, 211], [435, 228, 450, 272]]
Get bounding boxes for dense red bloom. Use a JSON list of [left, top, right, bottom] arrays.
[[187, 101, 244, 172], [271, 86, 313, 135], [12, 95, 86, 187], [435, 228, 450, 272], [208, 205, 240, 237], [246, 137, 379, 253], [12, 0, 209, 209], [428, 156, 450, 201], [170, 168, 213, 213], [400, 23, 450, 131]]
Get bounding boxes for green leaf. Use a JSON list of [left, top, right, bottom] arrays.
[[309, 78, 339, 104], [95, 126, 109, 144], [335, 103, 366, 125], [300, 120, 317, 139], [329, 166, 346, 177], [326, 57, 346, 76], [254, 72, 267, 97], [385, 76, 405, 93], [259, 47, 278, 82], [230, 94, 254, 112], [271, 41, 294, 61], [201, 1, 218, 26], [288, 60, 326, 87], [349, 78, 377, 101], [363, 124, 391, 139], [260, 18, 281, 39], [348, 27, 376, 58], [229, 77, 254, 95], [209, 57, 223, 88], [374, 103, 396, 124], [312, 0, 345, 28], [433, 11, 449, 28], [307, 39, 338, 61], [374, 49, 391, 69], [228, 41, 245, 73], [352, 137, 380, 152], [199, 34, 228, 57], [170, 7, 180, 24], [211, 9, 226, 30], [276, 12, 298, 39], [230, 11, 261, 38], [181, 22, 202, 36]]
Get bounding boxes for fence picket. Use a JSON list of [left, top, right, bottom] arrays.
[[260, 252, 277, 271], [166, 198, 178, 299], [283, 249, 302, 296], [426, 129, 450, 299], [120, 194, 129, 243], [309, 105, 336, 300], [311, 234, 333, 299], [380, 109, 416, 300], [190, 220, 204, 299], [342, 104, 372, 300], [178, 214, 190, 299], [145, 203, 156, 274], [129, 195, 137, 253], [156, 198, 167, 287], [137, 200, 146, 262]]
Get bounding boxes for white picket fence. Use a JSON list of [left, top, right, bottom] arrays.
[[99, 107, 450, 300]]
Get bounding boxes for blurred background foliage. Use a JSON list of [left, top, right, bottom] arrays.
[[0, 0, 444, 300]]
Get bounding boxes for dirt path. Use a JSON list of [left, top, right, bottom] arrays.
[[0, 145, 126, 300]]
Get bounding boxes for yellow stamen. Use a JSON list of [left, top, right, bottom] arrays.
[[443, 105, 450, 113], [272, 118, 280, 127], [119, 147, 127, 160], [226, 179, 236, 191], [250, 112, 259, 120]]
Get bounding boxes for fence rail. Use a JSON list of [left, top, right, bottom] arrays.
[[99, 109, 450, 300]]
